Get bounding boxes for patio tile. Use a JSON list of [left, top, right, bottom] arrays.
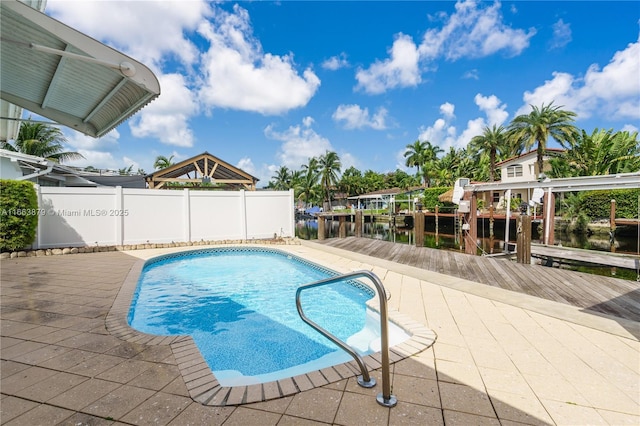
[[120, 392, 192, 425], [390, 374, 440, 408], [244, 395, 294, 414], [438, 382, 495, 418], [82, 384, 156, 420], [66, 353, 126, 377], [334, 391, 390, 425], [388, 401, 443, 426], [128, 362, 181, 390], [0, 396, 39, 423], [0, 365, 58, 394], [220, 406, 281, 425], [0, 340, 48, 362], [56, 412, 116, 425], [442, 409, 500, 426], [96, 358, 156, 383], [478, 367, 532, 396], [596, 408, 640, 425], [540, 399, 608, 425], [285, 387, 342, 423], [522, 373, 590, 405], [435, 359, 484, 388], [166, 402, 234, 426], [162, 376, 191, 397], [47, 378, 121, 411], [14, 371, 88, 402], [0, 360, 30, 379], [278, 415, 329, 425], [488, 389, 554, 425], [3, 403, 74, 426]]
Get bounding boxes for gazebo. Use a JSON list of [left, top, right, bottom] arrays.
[[146, 152, 258, 190]]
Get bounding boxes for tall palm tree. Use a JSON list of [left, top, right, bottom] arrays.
[[318, 151, 341, 211], [469, 124, 508, 182], [507, 102, 578, 177], [403, 140, 426, 182], [153, 155, 175, 170], [552, 128, 640, 176], [270, 166, 291, 190], [1, 120, 83, 163], [421, 141, 444, 187]]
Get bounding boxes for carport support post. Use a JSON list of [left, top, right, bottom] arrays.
[[355, 210, 363, 237]]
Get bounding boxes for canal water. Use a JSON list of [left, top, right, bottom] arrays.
[[296, 217, 640, 281]]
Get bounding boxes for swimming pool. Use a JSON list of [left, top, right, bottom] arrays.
[[128, 247, 410, 386]]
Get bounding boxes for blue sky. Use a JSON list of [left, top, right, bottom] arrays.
[[42, 0, 639, 185]]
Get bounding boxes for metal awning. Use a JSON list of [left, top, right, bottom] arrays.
[[0, 0, 160, 138]]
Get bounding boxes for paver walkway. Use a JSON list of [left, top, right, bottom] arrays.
[[1, 242, 639, 425]]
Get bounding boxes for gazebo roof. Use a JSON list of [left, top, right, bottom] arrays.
[[145, 152, 259, 190]]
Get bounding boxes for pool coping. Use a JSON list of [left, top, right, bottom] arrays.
[[105, 245, 437, 407]]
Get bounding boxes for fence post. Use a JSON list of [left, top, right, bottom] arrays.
[[35, 184, 42, 250], [115, 186, 124, 246], [239, 190, 248, 241], [183, 188, 191, 243]]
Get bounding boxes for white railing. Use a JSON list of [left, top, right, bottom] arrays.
[[33, 186, 294, 249]]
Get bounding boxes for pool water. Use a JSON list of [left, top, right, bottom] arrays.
[[128, 248, 410, 386]]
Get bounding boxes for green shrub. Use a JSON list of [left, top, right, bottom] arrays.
[[0, 180, 38, 251], [578, 189, 640, 219], [422, 187, 452, 209]]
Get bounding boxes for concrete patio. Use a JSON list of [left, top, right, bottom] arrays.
[[1, 241, 639, 425]]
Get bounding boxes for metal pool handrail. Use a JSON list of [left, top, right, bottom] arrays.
[[295, 270, 397, 408]]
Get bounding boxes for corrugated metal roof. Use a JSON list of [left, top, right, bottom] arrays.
[[0, 0, 160, 138]]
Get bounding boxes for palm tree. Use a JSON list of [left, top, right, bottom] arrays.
[[469, 124, 508, 182], [1, 120, 83, 163], [552, 128, 640, 176], [118, 165, 134, 175], [421, 141, 444, 187], [270, 166, 291, 190], [404, 140, 426, 182], [318, 151, 341, 211], [507, 102, 578, 177], [153, 155, 175, 170]]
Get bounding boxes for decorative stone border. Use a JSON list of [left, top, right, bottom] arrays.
[[106, 245, 437, 406], [0, 237, 300, 259]]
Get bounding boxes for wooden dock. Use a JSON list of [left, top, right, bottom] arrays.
[[530, 244, 640, 269], [312, 236, 640, 323]]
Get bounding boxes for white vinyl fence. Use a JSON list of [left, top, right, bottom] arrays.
[[33, 186, 295, 249]]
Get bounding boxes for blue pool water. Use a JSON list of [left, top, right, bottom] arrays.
[[128, 247, 409, 386]]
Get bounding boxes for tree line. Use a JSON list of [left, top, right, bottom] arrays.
[[2, 103, 638, 204], [267, 103, 639, 210]]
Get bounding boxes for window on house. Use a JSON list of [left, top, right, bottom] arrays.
[[507, 164, 523, 178], [492, 192, 500, 203]]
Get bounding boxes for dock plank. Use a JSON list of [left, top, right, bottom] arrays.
[[314, 236, 639, 322]]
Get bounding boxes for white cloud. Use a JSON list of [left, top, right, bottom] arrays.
[[332, 104, 389, 130], [355, 34, 421, 94], [440, 102, 455, 119], [356, 0, 535, 94], [418, 94, 507, 150], [474, 94, 508, 126], [129, 73, 198, 147], [462, 69, 479, 80], [622, 124, 639, 133], [66, 129, 120, 152], [549, 19, 572, 50], [197, 5, 320, 114], [420, 0, 536, 61], [517, 38, 640, 120], [264, 118, 334, 169], [322, 53, 349, 70]]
